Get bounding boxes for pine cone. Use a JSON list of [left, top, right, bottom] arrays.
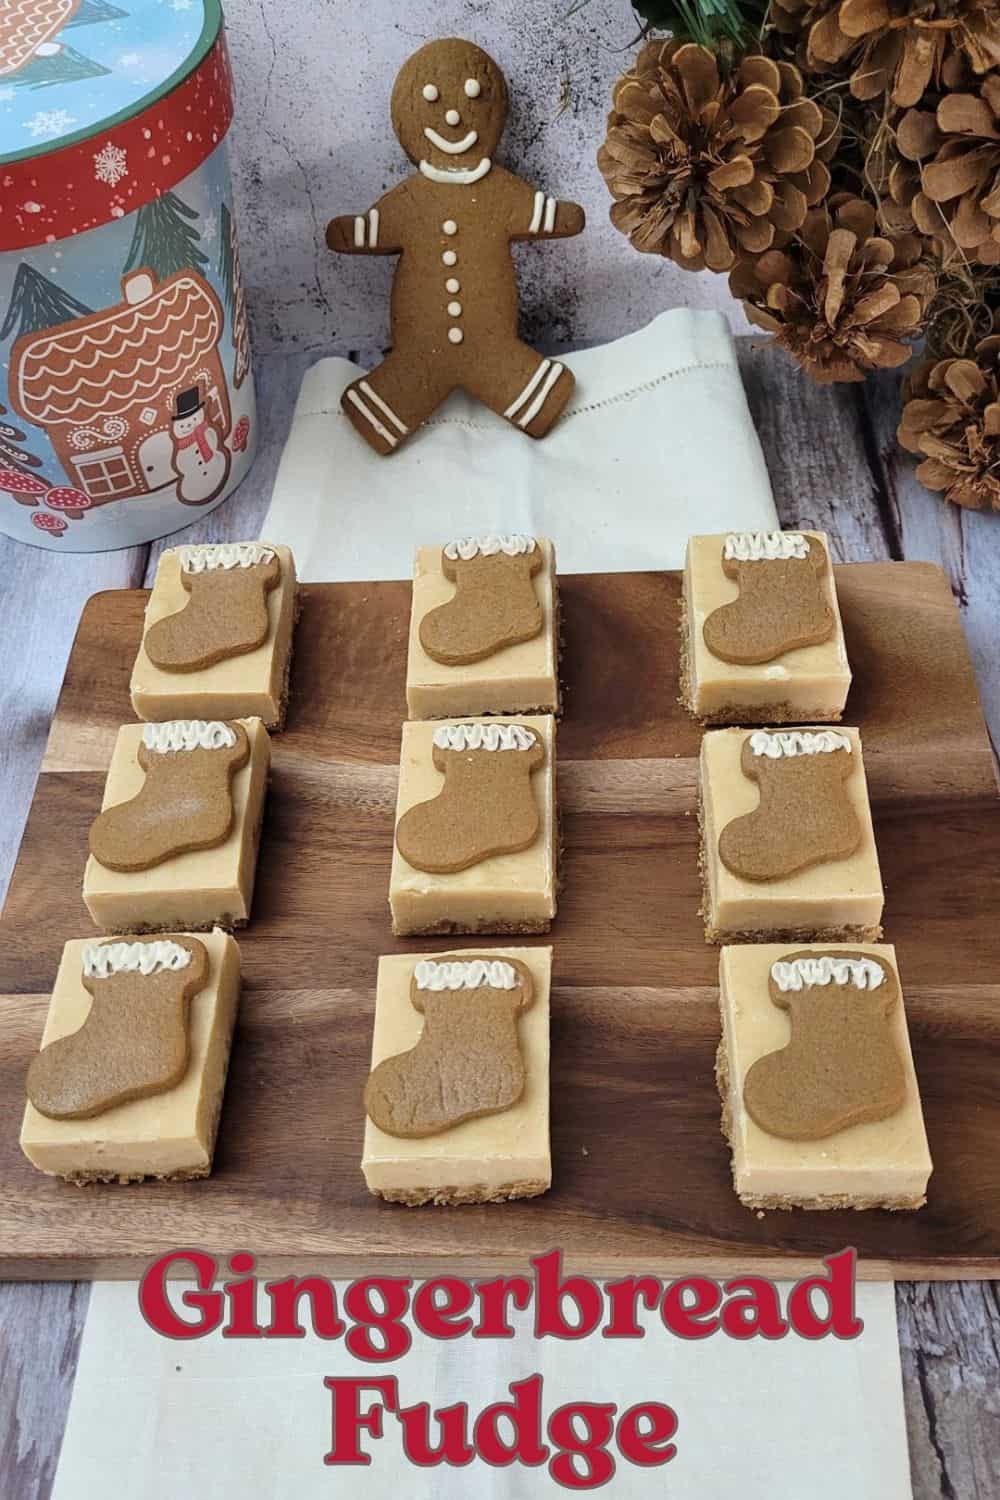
[[731, 194, 932, 380], [774, 0, 1000, 107], [899, 336, 1000, 508], [598, 41, 833, 273], [896, 76, 1000, 265]]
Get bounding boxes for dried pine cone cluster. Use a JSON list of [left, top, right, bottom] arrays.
[[598, 0, 1000, 509], [899, 324, 1000, 508], [598, 41, 835, 272]]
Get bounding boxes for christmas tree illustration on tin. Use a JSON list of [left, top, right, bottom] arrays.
[[0, 262, 94, 343], [3, 0, 126, 91], [124, 191, 209, 281], [218, 202, 250, 389]]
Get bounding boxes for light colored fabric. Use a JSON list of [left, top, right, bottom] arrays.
[[262, 308, 777, 581], [54, 1280, 911, 1499]]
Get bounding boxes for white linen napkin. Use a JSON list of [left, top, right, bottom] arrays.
[[261, 308, 777, 579]]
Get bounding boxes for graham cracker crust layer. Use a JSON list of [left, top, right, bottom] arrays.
[[391, 917, 554, 938], [62, 1163, 212, 1186], [372, 1178, 550, 1207], [715, 1038, 925, 1213]]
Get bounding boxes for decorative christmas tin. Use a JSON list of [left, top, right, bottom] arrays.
[[0, 0, 256, 550]]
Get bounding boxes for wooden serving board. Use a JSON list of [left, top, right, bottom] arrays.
[[1, 563, 998, 1281]]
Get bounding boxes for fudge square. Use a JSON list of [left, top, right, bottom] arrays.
[[717, 943, 932, 1211], [83, 718, 271, 933], [130, 542, 298, 730], [682, 530, 851, 724], [406, 536, 559, 719], [20, 928, 241, 1184], [389, 716, 557, 937], [362, 947, 552, 1205], [700, 727, 883, 945]]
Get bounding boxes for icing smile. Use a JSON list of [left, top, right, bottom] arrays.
[[424, 126, 478, 154]]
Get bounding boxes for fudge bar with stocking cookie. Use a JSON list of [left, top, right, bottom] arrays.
[[699, 727, 883, 944], [717, 943, 932, 1210], [681, 531, 851, 724], [362, 948, 552, 1204]]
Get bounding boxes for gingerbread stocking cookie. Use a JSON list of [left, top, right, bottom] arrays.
[[743, 952, 907, 1140], [89, 720, 249, 873], [719, 730, 861, 881], [420, 534, 543, 665], [144, 544, 282, 672], [703, 532, 834, 665], [27, 938, 208, 1121], [365, 955, 534, 1137], [396, 721, 544, 873], [326, 38, 585, 454]]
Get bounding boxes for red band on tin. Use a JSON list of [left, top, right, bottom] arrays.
[[1, 31, 235, 252]]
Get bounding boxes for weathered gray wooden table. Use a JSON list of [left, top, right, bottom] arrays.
[[1, 343, 998, 1499]]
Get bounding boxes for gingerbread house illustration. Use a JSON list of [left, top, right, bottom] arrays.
[[0, 0, 79, 77], [9, 267, 232, 506]]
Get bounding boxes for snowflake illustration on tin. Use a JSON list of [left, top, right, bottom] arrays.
[[171, 0, 193, 9], [25, 110, 76, 141], [119, 52, 142, 66], [200, 217, 218, 244], [93, 142, 128, 187]]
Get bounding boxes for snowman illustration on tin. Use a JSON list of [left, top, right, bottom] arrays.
[[170, 385, 230, 506]]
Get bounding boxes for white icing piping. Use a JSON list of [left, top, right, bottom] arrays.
[[424, 126, 478, 155], [724, 531, 809, 562], [415, 958, 518, 991], [443, 534, 536, 560], [771, 956, 885, 992], [433, 723, 536, 752], [179, 543, 275, 573], [749, 730, 851, 758], [142, 720, 237, 754], [419, 157, 492, 185], [83, 940, 192, 979]]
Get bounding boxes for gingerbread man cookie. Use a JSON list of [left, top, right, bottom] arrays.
[[327, 38, 585, 454]]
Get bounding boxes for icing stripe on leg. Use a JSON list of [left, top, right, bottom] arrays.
[[543, 196, 557, 233], [504, 360, 551, 421], [353, 216, 365, 248], [359, 381, 408, 436], [346, 389, 398, 449], [519, 362, 565, 429], [368, 209, 380, 248], [529, 191, 545, 234]]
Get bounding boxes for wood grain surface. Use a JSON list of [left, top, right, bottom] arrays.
[[1, 565, 997, 1283]]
